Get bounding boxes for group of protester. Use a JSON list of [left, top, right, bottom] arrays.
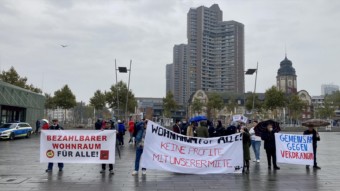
[[44, 117, 321, 176], [172, 119, 321, 173]]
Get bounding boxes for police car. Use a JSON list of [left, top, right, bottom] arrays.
[[0, 123, 33, 140]]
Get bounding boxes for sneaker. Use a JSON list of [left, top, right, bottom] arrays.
[[45, 169, 52, 172], [142, 169, 146, 175], [256, 160, 260, 163], [131, 171, 138, 176], [100, 169, 105, 173], [109, 170, 114, 175], [274, 166, 280, 170], [313, 166, 321, 170]]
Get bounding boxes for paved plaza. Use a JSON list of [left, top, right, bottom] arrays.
[[0, 132, 340, 191]]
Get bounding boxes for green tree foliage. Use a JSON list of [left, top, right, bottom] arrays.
[[328, 91, 340, 109], [106, 81, 137, 114], [0, 66, 42, 93], [264, 86, 285, 118], [191, 98, 204, 115], [44, 93, 56, 109], [316, 95, 335, 119], [225, 95, 238, 114], [245, 93, 262, 112], [89, 90, 107, 110], [53, 85, 77, 123], [287, 94, 306, 121], [207, 93, 224, 119], [163, 91, 177, 118]]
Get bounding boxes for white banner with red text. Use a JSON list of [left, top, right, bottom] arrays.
[[141, 121, 244, 174], [275, 133, 314, 165], [40, 130, 116, 163]]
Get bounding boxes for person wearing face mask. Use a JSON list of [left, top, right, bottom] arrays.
[[45, 119, 64, 172], [241, 126, 251, 174], [261, 124, 280, 170]]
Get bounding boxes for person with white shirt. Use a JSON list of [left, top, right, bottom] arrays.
[[249, 120, 261, 162]]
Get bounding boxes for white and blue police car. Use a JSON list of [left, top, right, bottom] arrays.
[[0, 123, 33, 140]]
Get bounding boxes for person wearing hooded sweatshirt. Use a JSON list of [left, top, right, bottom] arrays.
[[45, 119, 64, 172]]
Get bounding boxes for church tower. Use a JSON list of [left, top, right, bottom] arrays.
[[276, 55, 297, 94]]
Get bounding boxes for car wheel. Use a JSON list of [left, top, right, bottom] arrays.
[[9, 133, 15, 140], [26, 131, 31, 138]]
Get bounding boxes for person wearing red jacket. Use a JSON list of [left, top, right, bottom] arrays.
[[128, 118, 135, 144]]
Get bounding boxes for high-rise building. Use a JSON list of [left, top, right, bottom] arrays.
[[166, 63, 174, 94], [173, 44, 189, 105], [321, 84, 339, 95], [276, 56, 297, 94], [166, 4, 245, 106]]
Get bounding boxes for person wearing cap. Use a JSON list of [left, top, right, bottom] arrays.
[[117, 120, 126, 145], [46, 119, 64, 172], [249, 120, 261, 162], [303, 126, 321, 170], [132, 119, 147, 176]]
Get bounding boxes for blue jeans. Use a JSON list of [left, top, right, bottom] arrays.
[[134, 146, 146, 171], [47, 162, 64, 170], [251, 140, 261, 160]]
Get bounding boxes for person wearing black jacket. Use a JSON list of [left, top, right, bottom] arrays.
[[216, 120, 225, 136], [261, 124, 280, 170], [304, 127, 321, 169], [46, 119, 64, 172]]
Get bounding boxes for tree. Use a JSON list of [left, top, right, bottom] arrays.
[[328, 91, 340, 109], [286, 94, 306, 124], [53, 85, 77, 123], [0, 66, 42, 93], [90, 90, 107, 110], [44, 93, 56, 110], [106, 81, 137, 116], [316, 96, 335, 119], [264, 86, 285, 119], [245, 93, 262, 112], [191, 98, 204, 115], [207, 93, 224, 119], [163, 91, 177, 118]]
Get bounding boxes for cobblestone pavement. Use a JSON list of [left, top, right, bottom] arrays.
[[0, 132, 340, 191]]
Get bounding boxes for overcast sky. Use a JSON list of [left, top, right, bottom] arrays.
[[0, 0, 339, 103]]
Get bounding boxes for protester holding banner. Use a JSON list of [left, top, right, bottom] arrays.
[[303, 127, 321, 169], [180, 120, 188, 136], [45, 119, 64, 172], [173, 120, 181, 134], [241, 126, 251, 173], [196, 121, 209, 138], [215, 120, 225, 137], [249, 120, 261, 162], [261, 124, 280, 170], [132, 119, 147, 176], [225, 121, 238, 136]]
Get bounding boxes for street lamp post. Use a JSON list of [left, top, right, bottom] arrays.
[[115, 60, 132, 122], [245, 65, 258, 116]]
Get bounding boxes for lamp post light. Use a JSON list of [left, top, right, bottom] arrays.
[[115, 59, 132, 121], [245, 63, 259, 115]]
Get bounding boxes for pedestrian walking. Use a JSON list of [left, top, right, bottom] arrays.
[[303, 126, 321, 169], [132, 119, 147, 176], [45, 119, 64, 172], [35, 119, 41, 134], [196, 121, 209, 138], [128, 118, 135, 144], [249, 120, 261, 162], [100, 121, 114, 175], [261, 124, 280, 170], [117, 120, 126, 145], [241, 126, 251, 174]]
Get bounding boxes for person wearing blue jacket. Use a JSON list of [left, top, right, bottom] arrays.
[[117, 120, 126, 145], [132, 119, 147, 176]]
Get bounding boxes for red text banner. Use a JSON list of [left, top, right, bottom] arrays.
[[141, 121, 243, 174], [40, 130, 116, 164]]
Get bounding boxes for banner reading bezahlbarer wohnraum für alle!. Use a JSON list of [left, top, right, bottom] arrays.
[[141, 121, 244, 174], [40, 130, 116, 164], [275, 133, 314, 166]]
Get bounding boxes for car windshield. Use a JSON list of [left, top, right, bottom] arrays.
[[0, 124, 16, 129]]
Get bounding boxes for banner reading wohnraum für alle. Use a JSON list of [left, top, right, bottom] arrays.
[[40, 130, 116, 164], [275, 133, 314, 166], [141, 121, 244, 174]]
